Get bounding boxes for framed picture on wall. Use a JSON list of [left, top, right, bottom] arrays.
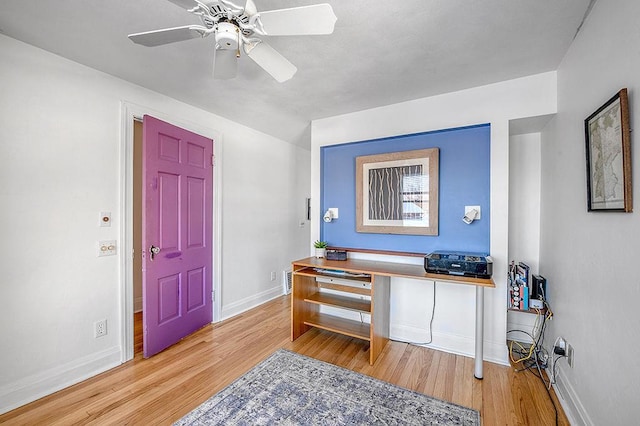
[[356, 148, 439, 235], [584, 88, 632, 212]]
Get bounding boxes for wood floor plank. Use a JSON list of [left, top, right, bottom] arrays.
[[0, 295, 569, 425], [422, 349, 442, 396], [433, 350, 456, 401], [451, 354, 473, 408]]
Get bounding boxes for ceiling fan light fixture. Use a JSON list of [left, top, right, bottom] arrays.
[[215, 22, 239, 50]]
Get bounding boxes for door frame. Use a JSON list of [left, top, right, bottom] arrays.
[[119, 101, 223, 362]]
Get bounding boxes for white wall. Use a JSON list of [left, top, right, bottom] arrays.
[[540, 0, 640, 424], [509, 133, 542, 272], [220, 125, 310, 317], [311, 72, 557, 364], [0, 34, 310, 413], [507, 132, 542, 342]]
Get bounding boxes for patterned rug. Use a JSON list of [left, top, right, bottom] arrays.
[[175, 349, 480, 425]]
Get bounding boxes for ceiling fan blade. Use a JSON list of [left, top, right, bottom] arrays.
[[213, 48, 238, 80], [244, 0, 257, 17], [258, 4, 337, 36], [166, 0, 198, 9], [245, 41, 297, 82], [128, 25, 208, 47]]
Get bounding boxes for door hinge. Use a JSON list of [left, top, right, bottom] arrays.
[[211, 154, 215, 166], [211, 290, 215, 302]]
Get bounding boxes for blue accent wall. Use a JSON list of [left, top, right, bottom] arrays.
[[320, 124, 490, 254]]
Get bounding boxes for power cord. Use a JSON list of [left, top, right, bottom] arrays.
[[548, 353, 568, 389], [508, 291, 560, 425], [534, 353, 559, 426], [391, 281, 436, 346]]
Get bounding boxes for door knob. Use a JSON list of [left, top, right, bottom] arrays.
[[149, 245, 161, 260]]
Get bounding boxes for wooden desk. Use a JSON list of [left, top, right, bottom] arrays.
[[290, 256, 495, 378]]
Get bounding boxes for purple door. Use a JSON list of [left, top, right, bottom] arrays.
[[142, 115, 213, 358]]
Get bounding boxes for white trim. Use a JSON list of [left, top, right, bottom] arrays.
[[219, 286, 284, 321], [119, 101, 224, 363], [0, 347, 121, 415], [212, 130, 223, 322], [553, 367, 593, 426], [119, 102, 135, 363], [390, 324, 510, 366]]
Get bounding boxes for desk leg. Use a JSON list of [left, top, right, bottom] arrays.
[[474, 286, 484, 379]]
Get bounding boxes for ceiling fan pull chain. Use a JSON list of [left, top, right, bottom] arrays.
[[236, 28, 241, 58]]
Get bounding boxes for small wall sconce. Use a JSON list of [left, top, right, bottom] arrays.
[[323, 208, 339, 223], [462, 206, 481, 224]]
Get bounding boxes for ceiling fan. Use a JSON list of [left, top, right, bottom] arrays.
[[128, 0, 337, 82]]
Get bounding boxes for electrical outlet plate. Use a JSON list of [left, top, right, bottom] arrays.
[[94, 319, 107, 338], [566, 344, 574, 367]]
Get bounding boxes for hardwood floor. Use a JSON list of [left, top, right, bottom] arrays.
[[0, 296, 568, 425]]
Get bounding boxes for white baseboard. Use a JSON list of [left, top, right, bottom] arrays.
[[0, 346, 122, 415], [553, 367, 593, 426], [219, 286, 283, 321], [391, 323, 510, 366], [134, 296, 143, 313]]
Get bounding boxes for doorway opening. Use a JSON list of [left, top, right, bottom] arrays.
[[133, 119, 143, 356], [121, 103, 222, 363], [130, 115, 216, 358]]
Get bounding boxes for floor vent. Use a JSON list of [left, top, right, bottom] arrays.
[[283, 269, 292, 295]]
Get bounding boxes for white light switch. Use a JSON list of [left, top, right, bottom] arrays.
[[98, 240, 117, 257]]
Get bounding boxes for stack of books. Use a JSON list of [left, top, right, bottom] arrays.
[[509, 262, 530, 310]]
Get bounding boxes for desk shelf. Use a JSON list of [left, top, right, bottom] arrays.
[[304, 292, 371, 313], [304, 313, 371, 341], [508, 307, 547, 315], [293, 266, 372, 283]]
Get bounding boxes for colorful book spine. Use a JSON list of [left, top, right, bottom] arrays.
[[522, 285, 529, 310], [508, 262, 518, 309], [516, 262, 530, 310]]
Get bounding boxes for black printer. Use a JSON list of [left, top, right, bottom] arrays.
[[424, 251, 493, 279]]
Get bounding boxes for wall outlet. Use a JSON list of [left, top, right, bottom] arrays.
[[94, 319, 107, 338], [270, 271, 276, 281], [554, 336, 566, 354], [566, 343, 574, 367]]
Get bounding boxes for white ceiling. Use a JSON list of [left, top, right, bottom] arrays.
[[0, 0, 593, 147]]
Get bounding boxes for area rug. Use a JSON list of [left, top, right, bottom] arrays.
[[175, 349, 480, 425]]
